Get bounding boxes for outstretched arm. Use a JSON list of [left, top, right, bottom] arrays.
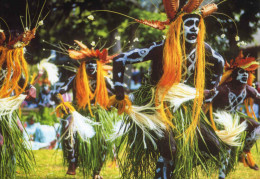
[[58, 75, 76, 94], [51, 75, 76, 104], [113, 41, 164, 100]]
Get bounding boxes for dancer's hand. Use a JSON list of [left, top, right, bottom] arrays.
[[25, 85, 36, 101]]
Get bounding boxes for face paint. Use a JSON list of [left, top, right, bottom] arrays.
[[236, 69, 249, 84], [86, 61, 97, 76], [183, 17, 200, 44]]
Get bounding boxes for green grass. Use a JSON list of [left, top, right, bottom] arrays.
[[16, 146, 260, 179], [16, 149, 120, 179]]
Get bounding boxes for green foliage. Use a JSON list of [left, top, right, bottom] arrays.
[[128, 9, 167, 45], [205, 0, 260, 59], [1, 0, 259, 63]]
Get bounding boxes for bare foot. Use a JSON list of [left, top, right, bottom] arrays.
[[66, 162, 76, 175], [94, 175, 103, 179]]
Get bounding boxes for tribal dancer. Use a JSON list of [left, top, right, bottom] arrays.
[[0, 27, 37, 177], [55, 40, 120, 178], [204, 51, 260, 178], [110, 1, 226, 178]]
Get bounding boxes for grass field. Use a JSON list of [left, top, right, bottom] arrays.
[[16, 146, 260, 179]]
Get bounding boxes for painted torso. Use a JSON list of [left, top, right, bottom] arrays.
[[211, 83, 247, 112], [114, 41, 224, 89]]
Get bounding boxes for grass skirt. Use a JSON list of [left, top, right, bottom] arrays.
[[61, 106, 122, 177], [0, 111, 34, 178], [116, 84, 232, 178]]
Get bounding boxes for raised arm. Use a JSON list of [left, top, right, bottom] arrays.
[[113, 41, 164, 100], [105, 76, 115, 95], [205, 43, 224, 90]]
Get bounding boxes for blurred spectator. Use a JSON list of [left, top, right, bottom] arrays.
[[130, 75, 141, 91], [38, 84, 56, 108], [24, 114, 58, 150]]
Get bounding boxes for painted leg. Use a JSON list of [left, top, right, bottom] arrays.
[[63, 116, 77, 175], [93, 140, 107, 179], [93, 157, 105, 179], [155, 156, 174, 179], [241, 124, 260, 170], [155, 130, 176, 179], [66, 147, 77, 175], [219, 149, 231, 179], [198, 122, 221, 156]]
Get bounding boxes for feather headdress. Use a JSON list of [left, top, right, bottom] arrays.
[[0, 28, 37, 98], [68, 40, 117, 114], [220, 51, 259, 85], [135, 0, 218, 30]]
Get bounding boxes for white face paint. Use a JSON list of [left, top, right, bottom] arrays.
[[183, 17, 200, 44], [86, 63, 97, 75], [236, 69, 249, 84]]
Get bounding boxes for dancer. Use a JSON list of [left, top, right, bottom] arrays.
[[204, 51, 260, 178], [0, 28, 37, 177], [111, 1, 226, 178], [55, 40, 119, 178]]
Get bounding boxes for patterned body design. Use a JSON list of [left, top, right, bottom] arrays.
[[113, 41, 224, 100]]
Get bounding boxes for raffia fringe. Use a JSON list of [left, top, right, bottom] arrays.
[[214, 111, 247, 146]]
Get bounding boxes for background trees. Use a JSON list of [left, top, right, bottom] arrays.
[[1, 0, 259, 63]]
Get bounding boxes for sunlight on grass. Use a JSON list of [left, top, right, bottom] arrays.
[[17, 144, 259, 179], [17, 149, 120, 179]]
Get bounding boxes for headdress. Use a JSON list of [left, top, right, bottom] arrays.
[[0, 28, 37, 98], [135, 0, 218, 30], [220, 51, 259, 86], [68, 40, 117, 115]]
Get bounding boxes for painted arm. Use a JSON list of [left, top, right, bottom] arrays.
[[105, 76, 115, 95], [58, 75, 76, 94], [50, 75, 75, 104], [247, 85, 260, 102], [113, 41, 164, 100], [205, 43, 224, 90], [204, 43, 224, 103]]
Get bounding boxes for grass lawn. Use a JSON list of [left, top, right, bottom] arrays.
[[16, 146, 260, 179]]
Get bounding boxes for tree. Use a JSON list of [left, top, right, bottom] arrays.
[[204, 0, 260, 59], [1, 0, 259, 63]]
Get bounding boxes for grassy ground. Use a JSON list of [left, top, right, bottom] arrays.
[[16, 146, 260, 179]]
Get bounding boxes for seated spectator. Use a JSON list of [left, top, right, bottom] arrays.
[[23, 113, 59, 150], [130, 75, 141, 91]]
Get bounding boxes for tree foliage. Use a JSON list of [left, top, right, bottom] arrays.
[[0, 0, 259, 64]]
